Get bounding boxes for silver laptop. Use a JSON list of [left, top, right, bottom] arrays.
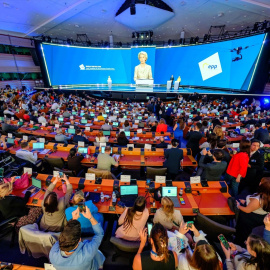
[[162, 186, 181, 207]]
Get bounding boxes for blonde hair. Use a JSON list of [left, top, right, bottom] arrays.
[[72, 193, 85, 205], [161, 197, 174, 218], [138, 51, 148, 61], [213, 125, 224, 139], [0, 182, 13, 198]]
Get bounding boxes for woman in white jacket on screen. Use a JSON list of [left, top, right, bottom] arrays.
[[167, 222, 222, 270]]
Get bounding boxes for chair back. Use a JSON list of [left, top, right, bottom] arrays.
[[87, 168, 115, 179], [44, 157, 65, 170], [146, 167, 167, 180]]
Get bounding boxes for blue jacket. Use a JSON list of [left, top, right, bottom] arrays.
[[264, 229, 270, 244], [65, 200, 104, 235], [49, 223, 105, 270]]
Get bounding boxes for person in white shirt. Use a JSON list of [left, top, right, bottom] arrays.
[[4, 107, 14, 116], [51, 102, 60, 111], [16, 142, 38, 164], [38, 112, 47, 124]]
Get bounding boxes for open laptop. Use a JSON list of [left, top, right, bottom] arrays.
[[124, 131, 130, 138], [162, 186, 181, 207], [32, 177, 42, 189], [68, 128, 76, 134], [81, 119, 88, 124], [103, 131, 111, 136], [78, 147, 88, 155], [6, 138, 15, 145], [120, 185, 138, 207], [58, 117, 64, 122], [32, 142, 45, 152], [113, 122, 118, 127]]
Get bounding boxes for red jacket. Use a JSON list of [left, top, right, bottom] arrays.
[[156, 123, 168, 133], [226, 152, 249, 178]]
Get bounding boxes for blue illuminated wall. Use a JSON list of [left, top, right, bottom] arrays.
[[41, 33, 266, 91]]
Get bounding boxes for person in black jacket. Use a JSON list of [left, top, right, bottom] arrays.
[[67, 148, 84, 175], [0, 178, 31, 222], [117, 131, 129, 146], [238, 139, 264, 195], [254, 123, 269, 144], [164, 139, 183, 180], [72, 129, 90, 145], [186, 122, 203, 158]]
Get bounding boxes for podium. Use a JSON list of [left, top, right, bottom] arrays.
[[167, 81, 171, 90], [174, 81, 180, 90], [136, 79, 153, 91]]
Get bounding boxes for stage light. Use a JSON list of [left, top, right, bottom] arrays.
[[264, 98, 270, 105]]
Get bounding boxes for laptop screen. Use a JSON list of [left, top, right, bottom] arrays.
[[7, 138, 15, 144], [113, 122, 118, 127], [32, 142, 44, 150], [68, 128, 76, 134], [138, 116, 142, 120], [162, 186, 177, 197], [32, 177, 41, 189], [78, 147, 88, 154], [103, 131, 110, 136], [58, 117, 64, 122], [120, 185, 138, 196], [72, 112, 77, 115], [81, 119, 88, 124], [124, 131, 130, 137]]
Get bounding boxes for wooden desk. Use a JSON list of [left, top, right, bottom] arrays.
[[13, 174, 234, 216], [0, 264, 44, 270]]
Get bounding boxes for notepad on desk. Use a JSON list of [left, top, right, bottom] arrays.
[[39, 149, 51, 155], [132, 137, 139, 141]]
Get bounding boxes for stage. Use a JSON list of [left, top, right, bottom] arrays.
[[41, 84, 263, 95]]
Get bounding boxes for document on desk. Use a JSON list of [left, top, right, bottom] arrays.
[[113, 154, 120, 160], [39, 149, 50, 155], [132, 137, 139, 141]]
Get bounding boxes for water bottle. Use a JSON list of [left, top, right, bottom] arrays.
[[179, 188, 183, 196], [100, 192, 104, 203], [62, 181, 67, 194]]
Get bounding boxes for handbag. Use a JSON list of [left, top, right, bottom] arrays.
[[4, 173, 30, 190]]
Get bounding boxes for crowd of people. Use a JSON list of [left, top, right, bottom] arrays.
[[1, 88, 270, 269]]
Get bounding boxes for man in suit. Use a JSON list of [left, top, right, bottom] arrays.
[[186, 122, 203, 158], [254, 123, 269, 144], [156, 137, 168, 148], [238, 139, 264, 195], [198, 149, 227, 181], [164, 139, 183, 180]]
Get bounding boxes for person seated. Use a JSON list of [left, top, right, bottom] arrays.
[[156, 118, 168, 133], [150, 121, 158, 132], [63, 110, 71, 118], [97, 146, 119, 171], [23, 110, 30, 121], [198, 149, 227, 181], [156, 137, 168, 148], [97, 112, 105, 121], [153, 197, 184, 231], [49, 115, 58, 125], [168, 222, 222, 270], [115, 196, 149, 241], [147, 113, 157, 124], [0, 135, 7, 150], [55, 128, 72, 144], [117, 131, 129, 146], [72, 129, 89, 145], [16, 141, 39, 165], [38, 112, 47, 124], [164, 139, 183, 180], [264, 213, 270, 244], [133, 223, 178, 270], [123, 120, 131, 131], [101, 119, 112, 131], [221, 234, 270, 270], [1, 118, 19, 133], [49, 207, 105, 270], [67, 148, 84, 175], [0, 177, 32, 222], [40, 174, 73, 232], [95, 131, 108, 146], [65, 191, 103, 235]]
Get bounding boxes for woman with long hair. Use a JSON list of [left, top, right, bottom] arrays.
[[213, 125, 224, 140], [95, 130, 108, 146], [225, 139, 250, 197], [168, 222, 222, 270], [156, 118, 168, 133], [123, 119, 131, 131], [221, 234, 270, 270], [133, 223, 178, 270], [173, 118, 185, 147], [117, 131, 129, 146], [40, 174, 73, 232], [153, 196, 184, 231], [234, 178, 270, 246], [115, 196, 149, 241]]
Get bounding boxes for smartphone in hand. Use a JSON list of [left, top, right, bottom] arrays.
[[218, 234, 230, 249]]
